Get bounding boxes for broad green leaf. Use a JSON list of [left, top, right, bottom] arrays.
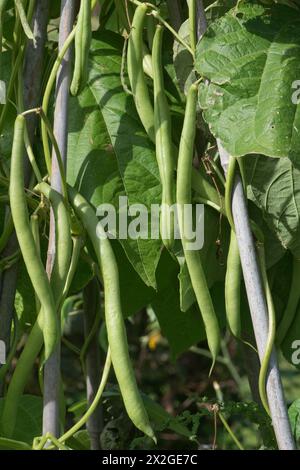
[[281, 303, 300, 370], [151, 250, 206, 357], [247, 200, 286, 269], [68, 254, 94, 295], [0, 51, 15, 163], [112, 240, 155, 318], [0, 437, 31, 450], [178, 261, 196, 313], [141, 393, 195, 438], [178, 207, 229, 312], [196, 2, 300, 166], [151, 250, 226, 358], [0, 395, 42, 444], [245, 155, 300, 258], [173, 19, 195, 95], [288, 399, 300, 441], [65, 430, 91, 450], [67, 31, 162, 288]]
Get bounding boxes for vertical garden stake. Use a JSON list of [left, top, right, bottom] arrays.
[[43, 0, 76, 437], [195, 1, 296, 450], [218, 142, 295, 450]]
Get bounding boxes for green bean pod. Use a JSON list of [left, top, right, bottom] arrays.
[[127, 3, 155, 142], [153, 25, 175, 250], [176, 83, 221, 368], [35, 182, 72, 303], [9, 115, 58, 360], [68, 186, 155, 440], [276, 257, 300, 346], [225, 230, 242, 338], [2, 180, 72, 439], [257, 243, 276, 416], [30, 214, 41, 315], [70, 0, 92, 96]]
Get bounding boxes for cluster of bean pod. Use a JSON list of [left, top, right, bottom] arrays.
[[3, 2, 155, 443], [126, 2, 299, 416], [3, 1, 300, 446]]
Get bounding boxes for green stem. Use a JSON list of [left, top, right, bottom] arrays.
[[128, 0, 193, 55], [14, 0, 35, 42], [18, 76, 42, 182], [218, 411, 244, 450], [152, 10, 194, 56], [189, 0, 197, 53], [193, 196, 224, 214], [225, 155, 236, 231], [257, 243, 276, 417], [41, 27, 76, 176], [38, 109, 68, 202], [58, 348, 111, 444]]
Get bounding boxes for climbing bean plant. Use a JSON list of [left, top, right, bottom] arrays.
[[0, 0, 299, 451]]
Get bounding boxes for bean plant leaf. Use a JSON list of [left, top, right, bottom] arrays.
[[178, 207, 229, 312], [281, 312, 300, 370], [67, 31, 162, 288], [152, 250, 226, 358], [151, 250, 206, 357], [288, 399, 300, 441], [244, 155, 300, 258], [173, 19, 195, 95], [0, 395, 42, 444], [0, 437, 31, 450], [195, 2, 300, 167]]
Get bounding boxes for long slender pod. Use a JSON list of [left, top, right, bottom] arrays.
[[9, 115, 58, 360], [60, 235, 82, 302], [224, 155, 243, 338], [225, 155, 237, 231], [257, 243, 276, 416], [2, 180, 72, 439], [225, 230, 242, 338], [276, 257, 300, 346], [14, 0, 35, 42], [176, 83, 220, 369], [127, 3, 221, 212], [68, 186, 155, 440], [70, 0, 92, 96], [35, 182, 72, 303], [127, 3, 155, 142], [153, 25, 175, 250], [30, 214, 41, 314]]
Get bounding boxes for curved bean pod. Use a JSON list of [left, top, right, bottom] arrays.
[[176, 84, 221, 369], [127, 3, 155, 142], [68, 186, 155, 440], [35, 182, 72, 303], [9, 115, 58, 360], [2, 179, 72, 438], [70, 0, 92, 96], [153, 24, 175, 250], [225, 230, 242, 338], [257, 243, 276, 416]]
